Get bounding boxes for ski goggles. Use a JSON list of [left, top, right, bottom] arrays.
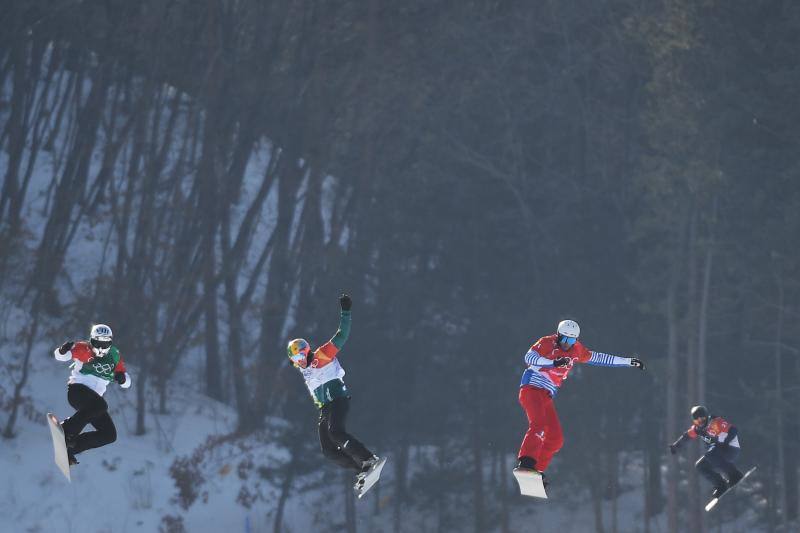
[[91, 338, 112, 350], [558, 335, 577, 347], [289, 352, 308, 365]]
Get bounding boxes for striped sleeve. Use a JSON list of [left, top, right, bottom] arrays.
[[586, 351, 632, 367], [524, 349, 554, 367]]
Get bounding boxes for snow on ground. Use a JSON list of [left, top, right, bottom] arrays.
[[0, 347, 257, 533]]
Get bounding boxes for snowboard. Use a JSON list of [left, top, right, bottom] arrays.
[[705, 466, 757, 512], [513, 468, 548, 499], [355, 457, 387, 499], [46, 412, 71, 482]]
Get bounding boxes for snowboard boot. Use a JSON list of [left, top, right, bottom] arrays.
[[515, 456, 538, 472], [67, 450, 79, 466], [515, 457, 548, 488], [62, 427, 79, 466], [355, 455, 380, 489], [727, 469, 744, 488], [359, 455, 380, 475]]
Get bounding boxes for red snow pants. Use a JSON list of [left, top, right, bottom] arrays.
[[518, 385, 564, 472]]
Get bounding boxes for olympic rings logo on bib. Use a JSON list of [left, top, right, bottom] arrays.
[[92, 362, 114, 374]]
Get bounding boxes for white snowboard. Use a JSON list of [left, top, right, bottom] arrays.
[[513, 468, 547, 499], [705, 466, 756, 512], [46, 412, 71, 482], [355, 457, 387, 499]]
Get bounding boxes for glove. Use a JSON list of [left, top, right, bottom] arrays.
[[630, 357, 645, 370], [669, 444, 677, 455], [58, 341, 74, 355], [114, 372, 126, 385], [339, 293, 352, 311], [553, 357, 570, 367]]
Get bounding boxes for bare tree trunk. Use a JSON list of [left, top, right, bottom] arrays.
[[666, 265, 681, 533], [199, 111, 223, 404], [685, 208, 704, 533], [697, 246, 712, 405], [135, 357, 149, 435], [2, 309, 39, 438], [610, 451, 619, 533], [498, 452, 510, 533], [472, 404, 485, 533], [254, 154, 296, 422], [345, 469, 357, 533], [696, 197, 716, 406], [591, 481, 606, 533], [644, 449, 651, 533], [393, 440, 409, 533], [773, 275, 787, 530], [272, 453, 297, 533]]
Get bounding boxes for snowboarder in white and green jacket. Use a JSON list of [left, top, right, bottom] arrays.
[[53, 324, 131, 465]]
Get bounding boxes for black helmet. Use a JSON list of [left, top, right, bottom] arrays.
[[690, 405, 709, 421]]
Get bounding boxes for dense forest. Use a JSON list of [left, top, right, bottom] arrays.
[[1, 1, 799, 532]]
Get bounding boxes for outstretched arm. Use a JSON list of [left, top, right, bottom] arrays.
[[586, 351, 645, 370], [669, 428, 696, 454]]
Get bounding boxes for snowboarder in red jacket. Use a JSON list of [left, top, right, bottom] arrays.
[[515, 319, 644, 482], [670, 405, 744, 498]]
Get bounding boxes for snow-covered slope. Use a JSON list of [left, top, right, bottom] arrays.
[[0, 349, 253, 533]]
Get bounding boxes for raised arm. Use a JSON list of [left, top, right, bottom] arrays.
[[330, 294, 352, 350], [313, 295, 353, 365]]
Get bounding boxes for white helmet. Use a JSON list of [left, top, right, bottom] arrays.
[[90, 324, 113, 355], [557, 319, 580, 339]]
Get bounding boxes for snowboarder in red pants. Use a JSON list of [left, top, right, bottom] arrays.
[[515, 320, 645, 483]]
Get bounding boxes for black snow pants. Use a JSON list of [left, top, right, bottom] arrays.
[[318, 397, 373, 471], [61, 383, 117, 454], [695, 445, 743, 489]]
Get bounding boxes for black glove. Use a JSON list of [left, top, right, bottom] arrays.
[[630, 357, 645, 370], [339, 293, 352, 311], [553, 357, 570, 367], [58, 341, 74, 355], [669, 444, 677, 455], [114, 371, 126, 385]]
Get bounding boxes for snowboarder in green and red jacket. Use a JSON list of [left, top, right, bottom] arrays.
[[287, 294, 383, 492]]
